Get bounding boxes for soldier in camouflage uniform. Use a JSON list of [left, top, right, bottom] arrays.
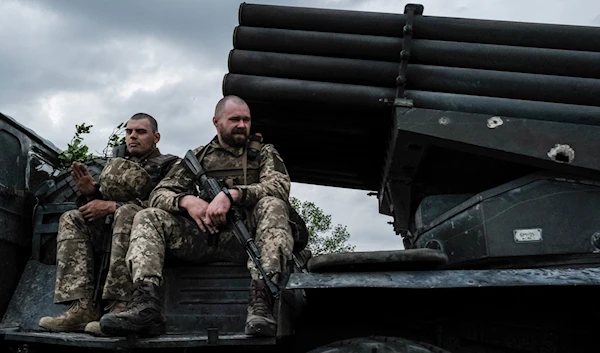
[[38, 113, 178, 335], [99, 95, 294, 337]]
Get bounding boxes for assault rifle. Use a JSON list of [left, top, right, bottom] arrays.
[[182, 149, 280, 299]]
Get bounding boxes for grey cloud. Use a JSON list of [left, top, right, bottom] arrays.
[[2, 0, 599, 252]]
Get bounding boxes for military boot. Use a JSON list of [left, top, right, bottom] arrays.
[[244, 279, 277, 337], [39, 298, 101, 332], [84, 300, 128, 336], [99, 279, 166, 336]]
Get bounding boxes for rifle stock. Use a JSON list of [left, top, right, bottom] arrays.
[[183, 149, 280, 298]]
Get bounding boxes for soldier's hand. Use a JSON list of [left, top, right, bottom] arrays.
[[79, 200, 116, 222], [179, 195, 216, 234], [71, 162, 96, 196], [206, 192, 231, 228]]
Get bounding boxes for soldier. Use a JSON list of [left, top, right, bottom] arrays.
[[38, 113, 178, 335], [99, 95, 294, 337]]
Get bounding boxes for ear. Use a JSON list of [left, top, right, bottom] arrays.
[[212, 116, 218, 127], [154, 132, 161, 144]]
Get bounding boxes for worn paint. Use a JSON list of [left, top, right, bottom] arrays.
[[487, 116, 503, 128], [547, 144, 575, 163]]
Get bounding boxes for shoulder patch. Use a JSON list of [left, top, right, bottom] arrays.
[[272, 152, 288, 175]]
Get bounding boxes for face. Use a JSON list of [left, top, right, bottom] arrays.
[[214, 101, 251, 147], [125, 118, 160, 157]]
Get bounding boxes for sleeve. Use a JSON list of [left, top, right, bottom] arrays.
[[233, 144, 291, 207], [148, 160, 197, 212]]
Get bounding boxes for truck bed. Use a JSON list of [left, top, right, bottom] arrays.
[[0, 260, 277, 349]]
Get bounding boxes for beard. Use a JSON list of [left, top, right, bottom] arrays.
[[221, 127, 248, 147]]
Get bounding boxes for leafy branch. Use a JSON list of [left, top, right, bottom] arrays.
[[57, 123, 95, 168], [101, 121, 126, 157], [57, 122, 127, 168]]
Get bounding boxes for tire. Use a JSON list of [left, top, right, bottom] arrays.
[[305, 336, 451, 353], [33, 158, 107, 204]]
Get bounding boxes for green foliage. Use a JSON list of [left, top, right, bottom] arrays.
[[57, 123, 96, 168], [57, 122, 127, 168], [290, 196, 355, 256], [102, 121, 126, 157]]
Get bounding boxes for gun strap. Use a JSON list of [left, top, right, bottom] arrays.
[[197, 144, 209, 164], [242, 149, 248, 185]]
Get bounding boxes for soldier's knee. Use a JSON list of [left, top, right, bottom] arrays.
[[255, 196, 288, 215], [114, 203, 141, 220], [132, 207, 168, 227], [57, 210, 86, 242], [59, 209, 84, 224]]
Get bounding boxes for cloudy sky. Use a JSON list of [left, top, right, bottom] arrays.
[[2, 0, 599, 252]]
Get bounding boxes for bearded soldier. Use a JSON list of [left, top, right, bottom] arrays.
[[38, 113, 178, 335], [99, 95, 295, 337]]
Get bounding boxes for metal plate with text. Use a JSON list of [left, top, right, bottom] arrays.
[[514, 228, 543, 243]]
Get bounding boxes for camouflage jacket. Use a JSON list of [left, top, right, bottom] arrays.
[[149, 135, 291, 212], [86, 147, 179, 208]]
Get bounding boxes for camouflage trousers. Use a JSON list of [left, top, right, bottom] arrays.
[[126, 196, 294, 285], [54, 204, 144, 303]]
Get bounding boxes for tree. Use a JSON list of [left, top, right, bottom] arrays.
[[290, 196, 355, 256]]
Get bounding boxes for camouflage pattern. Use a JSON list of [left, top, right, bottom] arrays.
[[126, 196, 293, 283], [53, 148, 177, 304], [126, 135, 294, 283], [150, 136, 291, 212], [102, 203, 145, 301], [246, 196, 293, 280], [54, 210, 106, 303], [99, 157, 153, 203]]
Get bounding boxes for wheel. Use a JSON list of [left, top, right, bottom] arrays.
[[305, 336, 451, 353]]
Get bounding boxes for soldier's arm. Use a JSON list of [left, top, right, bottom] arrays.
[[233, 144, 291, 207], [149, 161, 197, 212]]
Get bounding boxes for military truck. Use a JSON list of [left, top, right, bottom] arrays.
[[2, 2, 600, 352]]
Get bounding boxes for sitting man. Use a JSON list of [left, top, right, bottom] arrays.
[[99, 95, 294, 337], [38, 113, 178, 334]]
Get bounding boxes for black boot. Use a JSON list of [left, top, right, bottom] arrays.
[[99, 279, 166, 336], [245, 279, 277, 337]]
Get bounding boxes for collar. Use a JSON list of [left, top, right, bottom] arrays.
[[209, 135, 245, 157], [128, 147, 161, 163]]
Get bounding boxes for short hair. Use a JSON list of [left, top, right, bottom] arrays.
[[214, 95, 248, 118], [128, 112, 158, 132]]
